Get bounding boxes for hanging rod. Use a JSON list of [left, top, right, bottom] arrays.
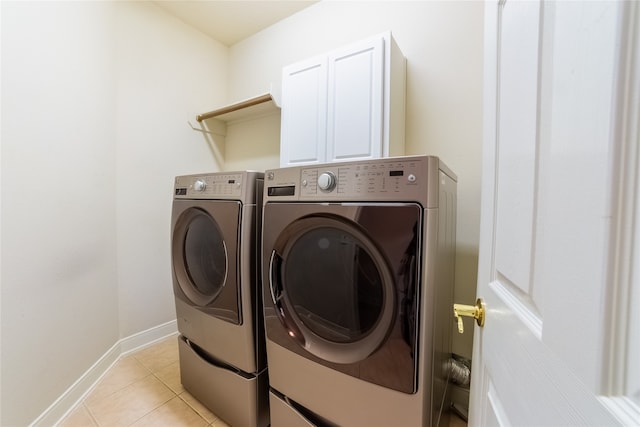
[[196, 93, 275, 122]]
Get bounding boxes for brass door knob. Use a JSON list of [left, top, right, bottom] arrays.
[[453, 298, 485, 334]]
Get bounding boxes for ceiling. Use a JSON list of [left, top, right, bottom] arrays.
[[153, 0, 318, 46]]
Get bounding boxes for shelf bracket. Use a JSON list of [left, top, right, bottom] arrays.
[[187, 119, 226, 136]]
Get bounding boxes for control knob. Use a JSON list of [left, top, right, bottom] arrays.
[[317, 171, 337, 192], [193, 179, 206, 192]]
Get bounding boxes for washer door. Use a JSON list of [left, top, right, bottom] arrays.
[[264, 203, 422, 393], [172, 200, 241, 324]]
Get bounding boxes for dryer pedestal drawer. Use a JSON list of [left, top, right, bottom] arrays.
[[269, 389, 337, 427], [178, 336, 269, 427]]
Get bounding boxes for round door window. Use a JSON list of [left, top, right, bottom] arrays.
[[270, 215, 395, 364], [286, 227, 384, 343], [174, 208, 228, 306]]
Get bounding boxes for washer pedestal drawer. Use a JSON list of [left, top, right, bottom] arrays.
[[178, 335, 269, 427]]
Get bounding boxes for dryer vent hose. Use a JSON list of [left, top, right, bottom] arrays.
[[447, 355, 471, 386]]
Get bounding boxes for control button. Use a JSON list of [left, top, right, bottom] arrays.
[[302, 179, 308, 187], [317, 171, 337, 192], [193, 179, 206, 191], [407, 174, 417, 183], [267, 172, 275, 180]]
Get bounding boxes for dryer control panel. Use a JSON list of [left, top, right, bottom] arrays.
[[299, 161, 421, 197], [174, 171, 263, 200], [264, 155, 456, 207]]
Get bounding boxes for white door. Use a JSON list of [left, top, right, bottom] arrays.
[[468, 1, 640, 425], [326, 36, 384, 163], [280, 56, 328, 167]]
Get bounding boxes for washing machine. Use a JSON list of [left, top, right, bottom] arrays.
[[261, 156, 456, 427], [171, 171, 268, 427]]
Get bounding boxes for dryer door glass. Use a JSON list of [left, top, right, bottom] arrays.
[[285, 226, 384, 343], [183, 212, 227, 298], [175, 208, 228, 306]]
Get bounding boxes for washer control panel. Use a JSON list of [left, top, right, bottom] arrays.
[[174, 173, 244, 198], [299, 158, 422, 198], [265, 156, 452, 207]]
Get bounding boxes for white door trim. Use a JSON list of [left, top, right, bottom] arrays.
[[601, 1, 640, 422]]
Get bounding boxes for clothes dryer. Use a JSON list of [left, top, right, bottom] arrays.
[[171, 171, 268, 427], [262, 156, 456, 426]]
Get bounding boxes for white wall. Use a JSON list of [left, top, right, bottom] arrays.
[[226, 1, 484, 359], [114, 1, 227, 338], [0, 2, 226, 425], [1, 3, 119, 425]]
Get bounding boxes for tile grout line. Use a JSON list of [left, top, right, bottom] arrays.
[[84, 340, 177, 427], [123, 357, 181, 427], [125, 391, 176, 427], [175, 391, 220, 425], [129, 342, 213, 427], [81, 402, 100, 427], [129, 340, 217, 425], [61, 337, 217, 427]]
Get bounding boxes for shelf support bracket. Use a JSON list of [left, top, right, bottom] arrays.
[[187, 119, 226, 136]]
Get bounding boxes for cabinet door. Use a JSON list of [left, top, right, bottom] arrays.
[[326, 36, 384, 163], [280, 56, 327, 167]]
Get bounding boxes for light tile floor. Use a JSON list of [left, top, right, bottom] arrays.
[[59, 335, 468, 427], [59, 335, 229, 427]]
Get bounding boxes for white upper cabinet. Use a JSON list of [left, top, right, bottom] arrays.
[[280, 32, 405, 167], [280, 56, 328, 166], [326, 36, 384, 163]]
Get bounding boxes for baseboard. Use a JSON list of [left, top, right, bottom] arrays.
[[29, 340, 122, 427], [30, 320, 178, 427], [120, 319, 179, 356]]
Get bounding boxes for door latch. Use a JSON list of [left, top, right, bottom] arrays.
[[453, 298, 485, 334]]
